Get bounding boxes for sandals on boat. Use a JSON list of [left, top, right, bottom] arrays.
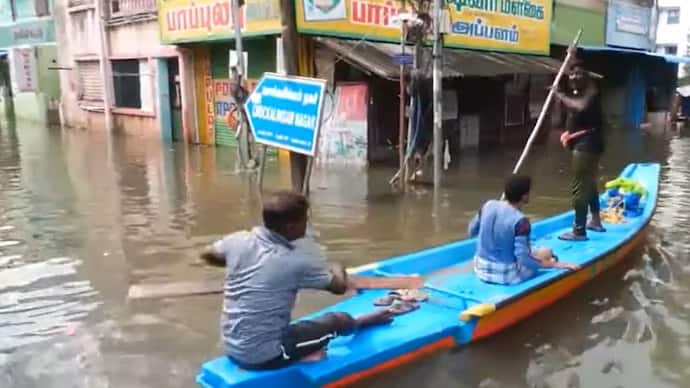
[[388, 300, 420, 315], [373, 291, 401, 306], [373, 289, 428, 307], [395, 289, 428, 302], [558, 232, 589, 241]]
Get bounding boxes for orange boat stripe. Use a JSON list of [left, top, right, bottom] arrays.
[[324, 336, 456, 388], [472, 227, 647, 340]]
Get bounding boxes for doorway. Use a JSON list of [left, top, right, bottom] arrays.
[[167, 58, 183, 141]]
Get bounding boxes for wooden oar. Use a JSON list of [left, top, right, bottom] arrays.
[[127, 275, 425, 301]]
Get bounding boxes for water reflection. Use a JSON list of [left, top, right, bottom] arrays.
[[0, 122, 689, 387]]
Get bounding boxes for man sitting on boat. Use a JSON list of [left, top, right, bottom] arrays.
[[468, 175, 580, 285], [200, 191, 394, 370]]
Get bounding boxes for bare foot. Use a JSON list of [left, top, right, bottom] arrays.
[[355, 309, 394, 327], [301, 349, 326, 362]]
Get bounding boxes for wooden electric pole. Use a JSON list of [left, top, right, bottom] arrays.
[[279, 0, 309, 193]]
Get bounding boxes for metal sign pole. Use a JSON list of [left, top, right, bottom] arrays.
[[302, 157, 314, 195], [257, 145, 268, 191]]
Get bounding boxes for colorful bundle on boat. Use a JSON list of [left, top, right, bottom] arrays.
[[603, 177, 647, 220]]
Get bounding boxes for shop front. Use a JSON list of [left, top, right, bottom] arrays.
[[294, 0, 558, 165], [158, 0, 282, 147]]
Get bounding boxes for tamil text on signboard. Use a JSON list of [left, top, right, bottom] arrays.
[[158, 0, 281, 43], [245, 73, 327, 156], [296, 0, 552, 54]]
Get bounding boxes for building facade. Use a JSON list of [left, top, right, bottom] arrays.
[[53, 0, 196, 141], [656, 0, 689, 77], [157, 0, 282, 147], [0, 0, 60, 124]]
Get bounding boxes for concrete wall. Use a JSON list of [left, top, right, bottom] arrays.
[[108, 21, 176, 58], [53, 0, 101, 129], [54, 0, 195, 140]]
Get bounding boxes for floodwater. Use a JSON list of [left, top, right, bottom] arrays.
[[0, 120, 687, 388]]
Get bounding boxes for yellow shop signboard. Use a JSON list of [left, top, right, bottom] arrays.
[[296, 0, 552, 54], [158, 0, 282, 44]]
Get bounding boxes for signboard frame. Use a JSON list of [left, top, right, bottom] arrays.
[[245, 72, 328, 157], [295, 0, 553, 55]]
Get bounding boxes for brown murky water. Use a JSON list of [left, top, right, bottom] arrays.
[[0, 121, 687, 388]]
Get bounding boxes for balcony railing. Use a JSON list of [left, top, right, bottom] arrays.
[[110, 0, 156, 16]]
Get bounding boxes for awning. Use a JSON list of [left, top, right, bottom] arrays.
[[579, 45, 690, 64], [316, 37, 563, 81]]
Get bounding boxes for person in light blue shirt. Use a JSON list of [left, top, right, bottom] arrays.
[[468, 175, 580, 285]]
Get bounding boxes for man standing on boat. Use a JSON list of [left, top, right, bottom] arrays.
[[469, 175, 580, 285], [554, 53, 606, 241], [200, 191, 396, 370]]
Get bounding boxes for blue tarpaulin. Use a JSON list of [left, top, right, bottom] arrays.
[[579, 45, 690, 64]]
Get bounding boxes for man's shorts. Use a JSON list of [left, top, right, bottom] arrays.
[[230, 312, 355, 370]]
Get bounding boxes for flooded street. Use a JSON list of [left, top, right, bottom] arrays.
[[0, 121, 689, 387]]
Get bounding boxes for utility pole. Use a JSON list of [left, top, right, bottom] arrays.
[[398, 21, 407, 192], [432, 0, 443, 189], [279, 0, 309, 192], [95, 0, 114, 133], [231, 0, 250, 169], [231, 0, 245, 77]]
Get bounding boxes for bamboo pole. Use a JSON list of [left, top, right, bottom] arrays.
[[504, 30, 582, 197]]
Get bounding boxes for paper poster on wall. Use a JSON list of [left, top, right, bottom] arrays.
[[317, 83, 368, 166], [215, 78, 258, 128], [214, 79, 234, 119], [229, 50, 248, 74], [12, 47, 37, 93]]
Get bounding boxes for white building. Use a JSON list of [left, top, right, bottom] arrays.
[[656, 0, 689, 76]]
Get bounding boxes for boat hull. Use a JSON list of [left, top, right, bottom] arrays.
[[471, 224, 648, 341], [197, 162, 660, 388]]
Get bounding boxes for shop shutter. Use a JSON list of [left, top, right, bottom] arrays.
[[76, 60, 103, 102]]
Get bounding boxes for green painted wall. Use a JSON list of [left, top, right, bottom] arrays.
[[210, 37, 276, 147], [551, 2, 605, 46], [6, 44, 60, 124], [36, 45, 58, 98]]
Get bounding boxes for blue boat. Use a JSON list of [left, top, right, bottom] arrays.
[[197, 162, 660, 388]]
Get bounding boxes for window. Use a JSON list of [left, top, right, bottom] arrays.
[[76, 60, 103, 102], [665, 45, 678, 55], [667, 8, 680, 24], [111, 59, 152, 111], [34, 0, 49, 16]]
